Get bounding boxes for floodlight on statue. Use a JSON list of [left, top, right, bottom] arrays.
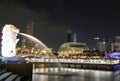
[[1, 24, 19, 57]]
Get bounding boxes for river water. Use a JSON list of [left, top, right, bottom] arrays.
[[32, 68, 120, 81]]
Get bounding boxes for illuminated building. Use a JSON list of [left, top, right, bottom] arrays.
[[67, 31, 77, 42], [111, 36, 120, 52], [96, 39, 106, 53], [112, 43, 120, 52], [58, 32, 103, 58], [58, 42, 91, 58], [21, 22, 34, 48], [115, 36, 120, 43], [26, 22, 34, 36], [94, 37, 100, 50], [107, 52, 120, 58], [95, 38, 112, 53]]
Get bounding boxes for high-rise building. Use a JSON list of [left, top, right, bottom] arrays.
[[67, 31, 77, 42], [94, 37, 100, 50], [112, 43, 120, 52], [26, 22, 34, 36], [95, 38, 113, 53], [115, 36, 120, 43], [21, 22, 34, 47], [97, 41, 106, 53], [105, 39, 113, 52], [111, 36, 120, 52]]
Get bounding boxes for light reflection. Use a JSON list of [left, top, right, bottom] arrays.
[[32, 68, 113, 81]]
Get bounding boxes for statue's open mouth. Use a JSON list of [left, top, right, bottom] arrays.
[[1, 24, 19, 57]]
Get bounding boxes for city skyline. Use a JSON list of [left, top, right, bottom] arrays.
[[0, 0, 119, 50]]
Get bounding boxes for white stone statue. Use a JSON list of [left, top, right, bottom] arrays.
[[1, 24, 19, 57]]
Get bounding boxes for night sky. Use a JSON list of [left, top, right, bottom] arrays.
[[0, 0, 119, 50]]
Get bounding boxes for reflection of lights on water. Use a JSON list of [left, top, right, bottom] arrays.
[[32, 67, 113, 81]]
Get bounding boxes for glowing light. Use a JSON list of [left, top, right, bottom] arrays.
[[94, 37, 100, 40], [107, 52, 120, 58], [1, 24, 19, 57]]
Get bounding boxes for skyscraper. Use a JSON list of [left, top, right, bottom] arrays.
[[21, 22, 34, 47], [94, 37, 100, 50], [112, 36, 120, 52], [97, 40, 106, 53], [115, 36, 120, 43], [67, 31, 77, 42], [26, 22, 34, 36]]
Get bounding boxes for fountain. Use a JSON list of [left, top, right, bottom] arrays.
[[18, 33, 58, 58], [0, 24, 33, 81], [1, 24, 20, 62], [18, 33, 67, 74], [1, 24, 19, 57], [0, 24, 57, 62], [0, 24, 78, 76]]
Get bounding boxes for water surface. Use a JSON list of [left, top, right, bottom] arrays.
[[32, 68, 120, 81]]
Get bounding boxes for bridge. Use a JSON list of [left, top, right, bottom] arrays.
[[25, 58, 120, 71], [1, 58, 120, 81]]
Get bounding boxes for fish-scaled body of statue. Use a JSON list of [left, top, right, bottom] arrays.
[[1, 24, 19, 57]]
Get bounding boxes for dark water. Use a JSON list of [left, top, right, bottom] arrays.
[[32, 68, 120, 81]]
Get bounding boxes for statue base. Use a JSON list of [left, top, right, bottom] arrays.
[[0, 56, 25, 62]]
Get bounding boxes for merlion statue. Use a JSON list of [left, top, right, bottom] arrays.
[[1, 24, 19, 57]]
